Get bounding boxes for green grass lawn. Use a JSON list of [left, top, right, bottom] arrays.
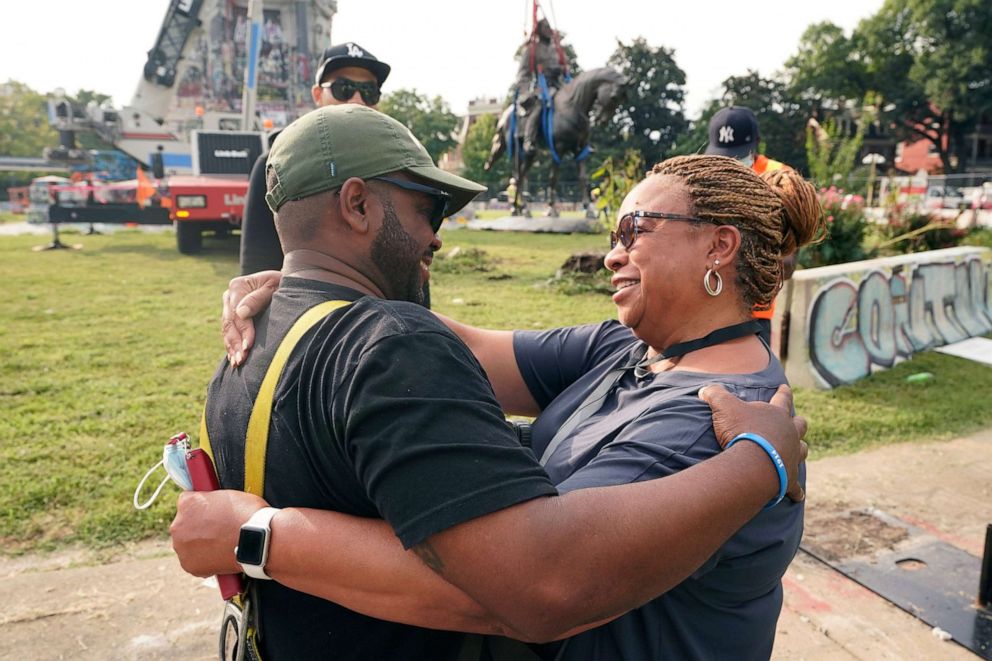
[[1, 227, 990, 554]]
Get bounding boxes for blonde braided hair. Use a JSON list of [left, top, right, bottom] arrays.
[[648, 155, 823, 308]]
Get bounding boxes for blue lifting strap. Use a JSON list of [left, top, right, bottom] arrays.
[[507, 96, 518, 162], [538, 72, 562, 164]]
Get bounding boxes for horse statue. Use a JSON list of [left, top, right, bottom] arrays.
[[485, 67, 627, 217]]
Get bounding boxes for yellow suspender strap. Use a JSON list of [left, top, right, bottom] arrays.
[[199, 404, 214, 462], [197, 300, 351, 495], [243, 300, 352, 496]]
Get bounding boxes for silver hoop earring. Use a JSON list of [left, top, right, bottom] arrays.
[[704, 268, 723, 296]]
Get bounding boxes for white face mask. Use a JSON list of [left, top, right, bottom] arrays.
[[739, 153, 755, 168]]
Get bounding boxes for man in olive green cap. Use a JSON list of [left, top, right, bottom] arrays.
[[186, 103, 559, 658], [264, 104, 484, 305]]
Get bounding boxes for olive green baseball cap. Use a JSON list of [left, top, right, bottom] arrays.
[[265, 104, 485, 216]]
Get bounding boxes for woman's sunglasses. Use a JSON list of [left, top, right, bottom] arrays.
[[321, 78, 381, 105], [609, 210, 708, 250], [370, 177, 451, 233]]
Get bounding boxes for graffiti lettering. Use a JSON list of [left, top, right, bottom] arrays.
[[807, 257, 991, 387]]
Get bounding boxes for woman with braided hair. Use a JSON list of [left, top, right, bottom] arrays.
[[454, 154, 824, 659], [210, 154, 823, 659]]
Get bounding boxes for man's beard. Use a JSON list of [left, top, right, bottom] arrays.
[[370, 197, 428, 305]]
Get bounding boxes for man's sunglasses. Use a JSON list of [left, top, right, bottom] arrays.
[[370, 177, 451, 233], [609, 210, 709, 250], [321, 78, 381, 105]]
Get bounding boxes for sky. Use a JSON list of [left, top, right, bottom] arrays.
[[3, 0, 885, 119]]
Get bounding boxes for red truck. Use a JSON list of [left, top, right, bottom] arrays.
[[45, 131, 262, 255], [165, 175, 250, 254]]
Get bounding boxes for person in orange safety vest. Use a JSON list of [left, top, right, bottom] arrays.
[[705, 106, 792, 349]]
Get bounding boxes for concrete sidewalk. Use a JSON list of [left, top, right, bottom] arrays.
[[1, 432, 989, 660], [774, 430, 991, 660]]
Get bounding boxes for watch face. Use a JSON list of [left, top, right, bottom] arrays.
[[236, 527, 266, 565]]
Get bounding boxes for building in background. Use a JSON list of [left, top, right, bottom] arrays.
[[439, 96, 503, 173]]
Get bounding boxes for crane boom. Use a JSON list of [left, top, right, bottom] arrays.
[[131, 0, 205, 123]]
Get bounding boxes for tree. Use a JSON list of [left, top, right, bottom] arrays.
[[673, 99, 718, 159], [782, 22, 876, 181], [805, 111, 869, 187], [0, 81, 68, 195], [460, 113, 510, 190], [785, 22, 865, 107], [70, 89, 112, 108], [589, 149, 644, 228], [591, 38, 689, 168], [379, 89, 459, 162], [0, 81, 60, 159], [560, 40, 581, 78], [855, 0, 992, 172], [686, 71, 809, 173]]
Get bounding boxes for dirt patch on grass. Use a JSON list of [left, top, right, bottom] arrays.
[[802, 503, 910, 561]]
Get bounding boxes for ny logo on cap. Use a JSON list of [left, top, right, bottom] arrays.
[[347, 43, 365, 58], [718, 126, 734, 144]]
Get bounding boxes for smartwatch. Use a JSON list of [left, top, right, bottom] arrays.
[[235, 507, 280, 580]]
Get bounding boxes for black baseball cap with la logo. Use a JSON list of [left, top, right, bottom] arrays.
[[314, 42, 392, 87], [705, 106, 759, 159]]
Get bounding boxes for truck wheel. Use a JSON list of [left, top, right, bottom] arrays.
[[176, 222, 203, 254]]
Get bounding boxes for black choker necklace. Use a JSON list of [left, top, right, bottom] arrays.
[[538, 318, 763, 466], [633, 319, 762, 379]]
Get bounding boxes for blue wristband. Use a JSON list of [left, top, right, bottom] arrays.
[[726, 433, 788, 510]]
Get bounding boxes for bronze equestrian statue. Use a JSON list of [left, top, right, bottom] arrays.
[[485, 67, 627, 217]]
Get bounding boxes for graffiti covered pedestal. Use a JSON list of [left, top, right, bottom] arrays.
[[778, 247, 992, 389]]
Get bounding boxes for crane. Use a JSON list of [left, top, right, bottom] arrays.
[[40, 0, 335, 253]]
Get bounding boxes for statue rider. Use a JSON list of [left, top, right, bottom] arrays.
[[514, 18, 566, 154]]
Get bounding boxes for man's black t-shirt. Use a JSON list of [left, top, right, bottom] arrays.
[[204, 278, 556, 660]]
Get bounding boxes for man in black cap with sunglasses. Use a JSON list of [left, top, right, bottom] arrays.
[[239, 41, 391, 278]]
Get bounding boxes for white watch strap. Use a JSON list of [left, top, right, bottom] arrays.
[[245, 506, 280, 529], [238, 506, 280, 580], [242, 561, 271, 580]]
